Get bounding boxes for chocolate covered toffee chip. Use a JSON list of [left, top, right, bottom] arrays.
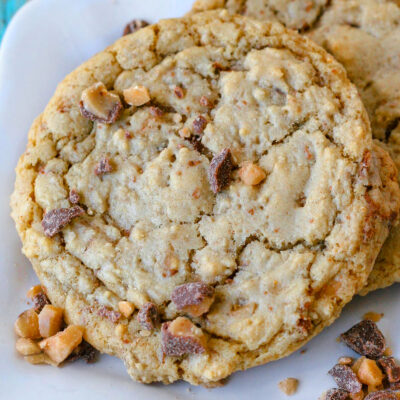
[[208, 148, 234, 193], [137, 302, 159, 331], [328, 364, 362, 393], [325, 388, 351, 400], [364, 391, 398, 400], [378, 357, 400, 383], [80, 82, 122, 124], [340, 320, 386, 359], [161, 317, 206, 357], [42, 206, 84, 238], [171, 282, 215, 317], [123, 19, 149, 36]]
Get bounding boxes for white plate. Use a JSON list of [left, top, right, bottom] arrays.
[[0, 1, 398, 398]]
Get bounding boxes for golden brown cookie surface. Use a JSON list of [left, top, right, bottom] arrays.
[[10, 10, 399, 385]]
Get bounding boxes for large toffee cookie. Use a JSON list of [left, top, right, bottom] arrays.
[[190, 0, 400, 295], [11, 10, 400, 385]]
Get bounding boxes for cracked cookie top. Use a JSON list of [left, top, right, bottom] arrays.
[[190, 0, 400, 296], [11, 10, 399, 385]]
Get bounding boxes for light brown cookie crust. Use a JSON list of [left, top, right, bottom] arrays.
[[190, 0, 400, 294], [11, 10, 399, 385]]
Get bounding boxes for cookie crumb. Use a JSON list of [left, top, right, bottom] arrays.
[[338, 356, 354, 366], [278, 377, 299, 396]]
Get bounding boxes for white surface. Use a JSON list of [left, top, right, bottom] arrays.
[[0, 0, 398, 398]]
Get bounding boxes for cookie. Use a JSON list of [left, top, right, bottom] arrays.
[[307, 0, 400, 294], [11, 10, 399, 385], [190, 0, 329, 30], [190, 0, 400, 295]]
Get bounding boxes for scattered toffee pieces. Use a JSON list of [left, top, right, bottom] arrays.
[[15, 285, 86, 368], [340, 320, 386, 359], [328, 364, 362, 393], [94, 157, 113, 177], [161, 318, 206, 357], [137, 302, 159, 331], [171, 282, 214, 317], [325, 388, 350, 400], [69, 189, 80, 204], [123, 19, 149, 36], [209, 148, 234, 194], [32, 292, 50, 313], [42, 206, 85, 237], [378, 357, 400, 383], [322, 319, 400, 400], [193, 115, 208, 134], [364, 391, 397, 400], [67, 340, 98, 364]]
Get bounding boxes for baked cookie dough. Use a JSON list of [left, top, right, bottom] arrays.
[[11, 10, 400, 385], [190, 0, 400, 295]]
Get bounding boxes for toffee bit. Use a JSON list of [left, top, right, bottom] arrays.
[[199, 96, 213, 108], [149, 106, 164, 118], [67, 340, 99, 364], [174, 86, 185, 99], [328, 364, 362, 393], [94, 157, 113, 177], [42, 206, 85, 238], [340, 320, 386, 359], [189, 134, 204, 153], [161, 317, 206, 357], [171, 282, 215, 317], [32, 292, 51, 313], [325, 388, 350, 400], [69, 189, 80, 204], [137, 302, 159, 330], [208, 148, 234, 194], [123, 19, 149, 36], [364, 391, 397, 400], [96, 306, 121, 323], [79, 82, 122, 124], [193, 115, 208, 134], [378, 357, 400, 383]]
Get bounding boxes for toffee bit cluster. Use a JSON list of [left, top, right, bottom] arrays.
[[322, 319, 400, 400], [15, 285, 97, 366]]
